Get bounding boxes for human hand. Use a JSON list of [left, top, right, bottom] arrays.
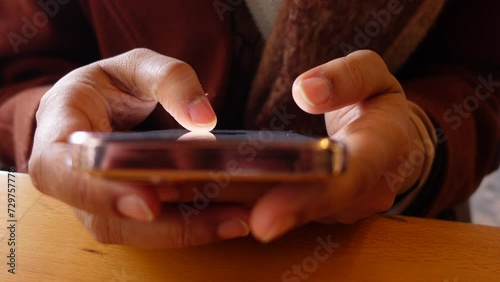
[[29, 48, 251, 248], [250, 50, 425, 242]]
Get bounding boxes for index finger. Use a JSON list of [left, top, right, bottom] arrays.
[[98, 48, 217, 131]]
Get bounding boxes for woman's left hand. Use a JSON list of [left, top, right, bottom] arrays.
[[250, 50, 424, 242]]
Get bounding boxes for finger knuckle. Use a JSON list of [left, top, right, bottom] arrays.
[[126, 47, 154, 59], [28, 158, 42, 192], [69, 175, 98, 212], [35, 95, 50, 121], [170, 222, 217, 248], [72, 176, 88, 206], [185, 229, 217, 248], [350, 50, 385, 67], [168, 222, 190, 249], [89, 216, 124, 245], [178, 223, 214, 248], [340, 56, 365, 93], [106, 48, 153, 84], [28, 148, 59, 196], [159, 60, 196, 83], [355, 49, 381, 60], [156, 61, 198, 113]]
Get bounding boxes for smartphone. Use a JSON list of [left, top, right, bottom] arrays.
[[68, 130, 346, 183]]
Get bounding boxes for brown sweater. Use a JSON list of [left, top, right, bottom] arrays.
[[0, 0, 498, 217]]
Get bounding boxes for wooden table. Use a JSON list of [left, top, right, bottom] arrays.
[[0, 171, 499, 282]]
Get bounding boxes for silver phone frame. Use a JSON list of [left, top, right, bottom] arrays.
[[68, 130, 346, 183]]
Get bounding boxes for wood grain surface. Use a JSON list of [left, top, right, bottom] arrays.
[[0, 171, 498, 282]]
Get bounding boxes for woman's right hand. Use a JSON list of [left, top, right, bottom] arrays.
[[28, 48, 251, 248]]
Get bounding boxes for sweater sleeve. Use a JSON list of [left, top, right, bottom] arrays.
[[398, 0, 500, 216], [0, 0, 98, 171]]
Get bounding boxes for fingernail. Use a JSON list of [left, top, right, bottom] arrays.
[[117, 195, 154, 222], [188, 96, 217, 127], [299, 77, 331, 107], [217, 218, 250, 240], [260, 217, 296, 243]]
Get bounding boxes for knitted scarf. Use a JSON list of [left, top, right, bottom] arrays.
[[243, 0, 446, 134]]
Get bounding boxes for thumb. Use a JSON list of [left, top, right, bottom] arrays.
[[292, 50, 402, 114]]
